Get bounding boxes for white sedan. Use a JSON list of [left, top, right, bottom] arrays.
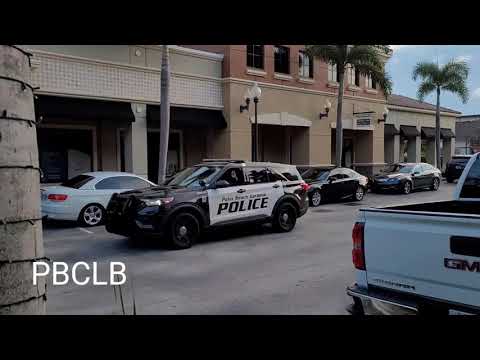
[[41, 172, 157, 226]]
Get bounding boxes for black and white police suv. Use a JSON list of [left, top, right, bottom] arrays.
[[105, 160, 310, 249]]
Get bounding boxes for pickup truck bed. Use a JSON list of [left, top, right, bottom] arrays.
[[347, 154, 480, 315], [371, 200, 480, 216]]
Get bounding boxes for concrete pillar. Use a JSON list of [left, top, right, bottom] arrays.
[[425, 139, 436, 166], [393, 134, 400, 163], [407, 136, 421, 162], [125, 103, 148, 179], [443, 138, 455, 171]]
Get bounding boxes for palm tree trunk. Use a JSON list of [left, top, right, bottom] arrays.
[[435, 86, 441, 169], [158, 45, 170, 184], [335, 66, 345, 167], [0, 45, 46, 314]]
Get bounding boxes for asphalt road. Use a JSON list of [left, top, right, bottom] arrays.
[[42, 182, 457, 315]]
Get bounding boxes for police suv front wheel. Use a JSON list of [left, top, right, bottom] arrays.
[[273, 203, 297, 233], [168, 213, 200, 249]]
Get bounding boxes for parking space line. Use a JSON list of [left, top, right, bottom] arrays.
[[78, 227, 94, 234]]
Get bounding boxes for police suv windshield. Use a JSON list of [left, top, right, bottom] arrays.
[[164, 166, 222, 188]]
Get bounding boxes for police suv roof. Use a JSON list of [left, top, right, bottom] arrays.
[[199, 159, 295, 167]]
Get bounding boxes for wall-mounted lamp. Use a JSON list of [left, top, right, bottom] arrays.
[[319, 100, 331, 119], [240, 88, 252, 113], [378, 106, 389, 123]]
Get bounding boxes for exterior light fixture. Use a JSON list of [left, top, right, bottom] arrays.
[[319, 99, 331, 119], [240, 88, 252, 113], [379, 106, 389, 123], [239, 82, 262, 161]]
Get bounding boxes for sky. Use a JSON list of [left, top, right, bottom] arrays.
[[387, 45, 480, 115]]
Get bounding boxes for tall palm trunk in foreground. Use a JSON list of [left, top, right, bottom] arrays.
[[0, 45, 46, 314]]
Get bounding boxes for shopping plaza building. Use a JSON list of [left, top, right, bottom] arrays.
[[22, 45, 460, 183]]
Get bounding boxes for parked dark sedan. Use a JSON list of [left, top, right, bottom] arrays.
[[444, 155, 473, 183], [371, 162, 441, 194], [296, 165, 369, 207]]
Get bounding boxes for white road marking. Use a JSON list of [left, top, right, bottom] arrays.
[[78, 227, 93, 234]]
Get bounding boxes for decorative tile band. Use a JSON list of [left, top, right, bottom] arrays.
[[30, 52, 223, 109]]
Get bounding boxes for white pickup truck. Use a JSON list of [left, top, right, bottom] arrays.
[[347, 153, 480, 315]]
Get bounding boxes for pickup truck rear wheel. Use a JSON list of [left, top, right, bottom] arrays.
[[272, 203, 297, 232], [167, 213, 200, 250], [402, 181, 412, 195]]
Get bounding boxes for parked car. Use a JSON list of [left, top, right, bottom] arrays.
[[105, 160, 309, 249], [371, 162, 441, 194], [445, 155, 473, 183], [347, 153, 480, 315], [296, 165, 368, 206], [41, 172, 156, 226]]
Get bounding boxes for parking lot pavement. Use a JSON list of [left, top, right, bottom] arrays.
[[42, 182, 457, 315]]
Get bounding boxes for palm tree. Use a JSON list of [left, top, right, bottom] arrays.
[[0, 45, 46, 314], [412, 60, 469, 169], [158, 45, 170, 184], [305, 45, 392, 167]]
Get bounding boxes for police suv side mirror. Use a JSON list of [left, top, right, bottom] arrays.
[[215, 180, 230, 189]]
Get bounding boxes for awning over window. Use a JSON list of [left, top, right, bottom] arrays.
[[421, 127, 436, 138], [147, 106, 226, 129], [441, 128, 455, 139], [250, 112, 312, 127], [400, 125, 420, 137], [35, 95, 135, 123], [384, 124, 399, 136]]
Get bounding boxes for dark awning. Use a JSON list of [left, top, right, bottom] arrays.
[[400, 125, 420, 137], [35, 95, 135, 123], [147, 105, 226, 129], [441, 128, 455, 139], [421, 127, 436, 138], [384, 124, 399, 136]]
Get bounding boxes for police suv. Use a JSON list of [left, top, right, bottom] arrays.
[[105, 160, 309, 249]]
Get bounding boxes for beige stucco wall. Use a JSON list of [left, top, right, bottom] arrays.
[[217, 80, 387, 165], [24, 45, 222, 79], [386, 109, 457, 131]]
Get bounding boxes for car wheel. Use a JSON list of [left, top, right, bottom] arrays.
[[402, 181, 412, 195], [446, 177, 454, 183], [353, 186, 365, 201], [272, 203, 297, 233], [79, 204, 105, 227], [431, 177, 440, 191], [168, 213, 200, 250], [309, 189, 322, 207]]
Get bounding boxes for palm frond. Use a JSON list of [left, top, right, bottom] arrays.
[[412, 62, 440, 82], [353, 63, 393, 97], [305, 45, 343, 65], [442, 81, 469, 103], [346, 45, 383, 70], [417, 81, 436, 102], [443, 60, 469, 80]]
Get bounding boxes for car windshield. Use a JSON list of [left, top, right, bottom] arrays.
[[61, 175, 94, 189], [385, 164, 415, 174], [300, 167, 331, 181], [164, 166, 222, 188]]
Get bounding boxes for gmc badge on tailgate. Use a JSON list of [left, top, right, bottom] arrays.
[[444, 258, 480, 273]]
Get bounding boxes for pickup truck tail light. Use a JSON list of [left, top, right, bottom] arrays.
[[48, 194, 68, 201], [352, 222, 366, 270]]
